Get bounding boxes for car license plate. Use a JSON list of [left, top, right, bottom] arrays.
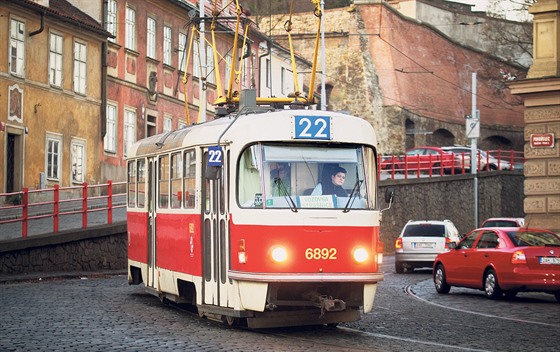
[[539, 257, 560, 265], [413, 242, 435, 249]]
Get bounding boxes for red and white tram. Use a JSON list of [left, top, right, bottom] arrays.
[[126, 98, 388, 328]]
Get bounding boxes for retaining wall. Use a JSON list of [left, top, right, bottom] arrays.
[[0, 171, 524, 275]]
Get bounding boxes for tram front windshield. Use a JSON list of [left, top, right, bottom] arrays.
[[238, 144, 377, 210]]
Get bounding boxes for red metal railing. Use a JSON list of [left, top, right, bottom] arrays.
[[378, 149, 524, 180], [0, 181, 126, 239]]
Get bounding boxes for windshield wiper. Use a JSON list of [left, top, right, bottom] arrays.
[[274, 178, 298, 213], [343, 179, 362, 213]]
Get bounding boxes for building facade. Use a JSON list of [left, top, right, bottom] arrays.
[[0, 0, 109, 194], [509, 0, 560, 232], [69, 0, 313, 183], [258, 0, 527, 155]]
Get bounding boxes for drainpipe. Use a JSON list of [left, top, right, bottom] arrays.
[[101, 1, 108, 141], [29, 11, 45, 37]]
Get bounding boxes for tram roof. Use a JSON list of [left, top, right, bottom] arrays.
[[126, 109, 377, 159]]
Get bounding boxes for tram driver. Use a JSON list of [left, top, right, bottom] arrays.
[[270, 163, 291, 196], [311, 166, 348, 197]]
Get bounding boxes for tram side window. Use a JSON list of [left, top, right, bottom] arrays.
[[183, 149, 196, 209], [170, 152, 182, 209], [127, 161, 136, 207], [159, 155, 170, 208], [137, 159, 146, 208], [238, 145, 262, 208]]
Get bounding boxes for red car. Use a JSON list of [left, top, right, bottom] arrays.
[[398, 146, 457, 174], [433, 227, 560, 302]]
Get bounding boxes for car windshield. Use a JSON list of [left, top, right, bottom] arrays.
[[403, 224, 445, 237], [506, 231, 560, 247]]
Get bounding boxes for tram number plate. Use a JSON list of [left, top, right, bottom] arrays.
[[305, 248, 337, 260], [539, 257, 560, 265], [294, 116, 331, 140]]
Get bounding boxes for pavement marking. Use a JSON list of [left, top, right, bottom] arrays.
[[337, 326, 492, 352], [405, 284, 560, 328]]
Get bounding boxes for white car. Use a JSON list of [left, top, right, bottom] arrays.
[[480, 217, 525, 227], [394, 220, 461, 273], [442, 146, 512, 171]]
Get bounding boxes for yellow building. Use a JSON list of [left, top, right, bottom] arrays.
[[0, 0, 109, 193]]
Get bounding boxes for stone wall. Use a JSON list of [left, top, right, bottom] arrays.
[[0, 172, 524, 276], [379, 171, 525, 250], [0, 223, 127, 276]]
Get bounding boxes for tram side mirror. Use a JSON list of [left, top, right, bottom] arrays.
[[384, 187, 395, 203], [205, 165, 222, 180]]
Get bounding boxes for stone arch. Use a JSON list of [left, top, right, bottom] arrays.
[[405, 118, 415, 150], [427, 128, 455, 146], [481, 135, 513, 150]]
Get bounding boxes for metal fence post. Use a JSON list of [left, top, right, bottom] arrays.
[[54, 185, 59, 233], [108, 180, 113, 224], [22, 188, 28, 238], [82, 183, 88, 228]]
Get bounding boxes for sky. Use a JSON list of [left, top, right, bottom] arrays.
[[453, 0, 532, 21]]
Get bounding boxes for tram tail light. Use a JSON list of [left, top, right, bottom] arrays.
[[238, 239, 246, 264], [353, 247, 369, 263]]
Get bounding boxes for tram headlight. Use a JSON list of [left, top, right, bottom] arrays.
[[353, 247, 369, 263], [271, 246, 288, 263]]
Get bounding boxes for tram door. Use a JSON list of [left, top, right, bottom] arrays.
[[201, 147, 230, 307], [146, 158, 157, 289]]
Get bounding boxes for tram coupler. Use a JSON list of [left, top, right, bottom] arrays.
[[303, 290, 346, 317]]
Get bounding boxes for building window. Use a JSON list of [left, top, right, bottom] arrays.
[[178, 32, 187, 72], [104, 103, 117, 153], [147, 17, 156, 59], [265, 58, 271, 88], [46, 134, 62, 181], [193, 41, 200, 78], [125, 7, 136, 50], [106, 0, 117, 43], [124, 109, 136, 156], [178, 120, 187, 129], [49, 33, 63, 87], [10, 19, 25, 77], [73, 41, 87, 95], [163, 26, 172, 66], [206, 45, 215, 84], [71, 139, 86, 183], [163, 115, 172, 133], [225, 54, 232, 87]]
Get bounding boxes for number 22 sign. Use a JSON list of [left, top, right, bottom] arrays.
[[208, 146, 223, 166], [294, 115, 331, 140]]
